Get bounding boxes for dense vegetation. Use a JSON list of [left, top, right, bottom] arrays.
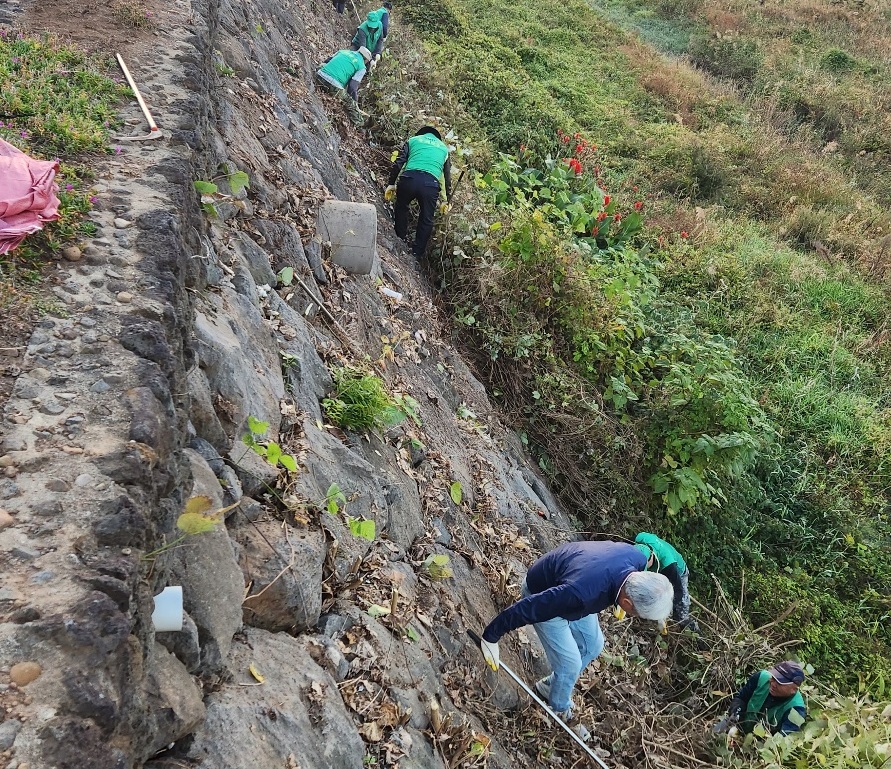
[[366, 0, 891, 697]]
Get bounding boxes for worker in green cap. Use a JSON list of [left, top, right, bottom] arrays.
[[634, 532, 698, 632], [385, 125, 452, 260], [351, 3, 392, 67], [316, 46, 372, 127]]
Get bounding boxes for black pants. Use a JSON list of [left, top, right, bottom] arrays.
[[395, 170, 440, 258], [333, 0, 345, 12]]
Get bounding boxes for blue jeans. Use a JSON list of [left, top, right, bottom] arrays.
[[523, 580, 604, 711]]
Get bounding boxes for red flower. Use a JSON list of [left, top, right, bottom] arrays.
[[632, 185, 639, 192], [614, 213, 622, 222], [596, 212, 608, 222], [562, 135, 571, 143], [680, 230, 689, 239], [574, 132, 581, 139], [603, 195, 611, 206], [564, 158, 582, 174], [575, 144, 584, 154], [634, 201, 643, 210]]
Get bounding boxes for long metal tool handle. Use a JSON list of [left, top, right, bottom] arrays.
[[116, 54, 160, 133], [467, 630, 610, 769]]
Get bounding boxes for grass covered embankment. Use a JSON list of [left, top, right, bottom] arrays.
[[367, 0, 891, 692]]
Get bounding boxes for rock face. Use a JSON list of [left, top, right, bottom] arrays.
[[186, 628, 366, 769], [0, 0, 581, 766]]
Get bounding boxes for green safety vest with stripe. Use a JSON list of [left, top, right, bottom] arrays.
[[404, 134, 449, 179], [741, 671, 806, 734], [634, 532, 686, 573], [320, 50, 365, 89]]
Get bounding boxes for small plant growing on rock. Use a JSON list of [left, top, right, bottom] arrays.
[[321, 482, 375, 541], [143, 495, 237, 558], [322, 367, 405, 432], [242, 415, 298, 472], [422, 554, 453, 580], [194, 165, 250, 217]]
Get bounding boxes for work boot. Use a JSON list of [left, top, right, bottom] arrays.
[[554, 708, 591, 742], [534, 675, 552, 700]]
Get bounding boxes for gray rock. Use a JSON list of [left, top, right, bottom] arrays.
[[187, 367, 229, 451], [171, 451, 244, 674], [0, 718, 22, 750], [156, 611, 201, 674], [232, 231, 277, 287], [185, 628, 365, 769], [90, 379, 111, 394], [228, 443, 279, 498], [144, 642, 206, 755], [236, 519, 324, 633]]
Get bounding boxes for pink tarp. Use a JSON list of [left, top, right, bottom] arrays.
[[0, 137, 61, 255]]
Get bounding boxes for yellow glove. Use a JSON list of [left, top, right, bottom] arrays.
[[384, 184, 396, 202], [438, 202, 450, 215], [613, 606, 626, 621]]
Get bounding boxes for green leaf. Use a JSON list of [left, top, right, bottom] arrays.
[[348, 517, 376, 541], [406, 625, 420, 642], [787, 709, 806, 727], [277, 266, 294, 286], [279, 454, 297, 472], [367, 603, 390, 618], [422, 553, 453, 580], [449, 481, 462, 505], [194, 180, 218, 195], [266, 441, 282, 467], [247, 416, 269, 435], [228, 170, 250, 195]]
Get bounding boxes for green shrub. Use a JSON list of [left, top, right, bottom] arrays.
[[819, 47, 857, 73], [322, 368, 405, 432], [689, 33, 762, 84]]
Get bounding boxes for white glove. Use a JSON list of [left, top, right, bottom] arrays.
[[384, 184, 396, 202], [371, 54, 380, 70], [480, 639, 500, 671]]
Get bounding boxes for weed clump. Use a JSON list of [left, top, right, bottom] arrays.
[[819, 47, 857, 73], [688, 34, 761, 84], [322, 368, 404, 432]]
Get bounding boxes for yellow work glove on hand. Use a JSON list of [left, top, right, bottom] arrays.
[[384, 185, 396, 202], [480, 639, 500, 671], [438, 202, 450, 215]]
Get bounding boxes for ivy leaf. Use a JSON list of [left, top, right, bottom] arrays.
[[422, 553, 453, 580], [277, 266, 295, 286], [348, 517, 376, 541], [247, 416, 269, 435], [279, 454, 297, 472], [193, 180, 218, 195], [266, 441, 282, 468], [228, 170, 250, 195], [449, 481, 462, 505]]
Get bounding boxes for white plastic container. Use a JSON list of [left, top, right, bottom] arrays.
[[152, 586, 184, 632], [379, 286, 403, 301]]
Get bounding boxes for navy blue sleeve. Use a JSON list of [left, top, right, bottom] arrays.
[[381, 10, 390, 37], [482, 584, 584, 642], [778, 706, 806, 735]]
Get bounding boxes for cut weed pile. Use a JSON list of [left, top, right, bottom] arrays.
[[0, 31, 126, 400]]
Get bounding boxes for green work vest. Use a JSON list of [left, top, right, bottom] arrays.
[[352, 9, 384, 53], [635, 532, 686, 573], [404, 134, 449, 179], [320, 50, 365, 88], [741, 671, 806, 734]]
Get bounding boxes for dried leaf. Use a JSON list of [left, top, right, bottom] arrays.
[[359, 721, 383, 742], [183, 495, 213, 516], [248, 663, 265, 683]]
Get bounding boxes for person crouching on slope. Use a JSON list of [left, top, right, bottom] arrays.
[[316, 46, 372, 127], [634, 532, 699, 632], [715, 661, 807, 737], [351, 3, 392, 69], [385, 126, 452, 261], [479, 540, 674, 738]]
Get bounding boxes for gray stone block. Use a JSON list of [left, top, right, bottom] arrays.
[[316, 200, 378, 275]]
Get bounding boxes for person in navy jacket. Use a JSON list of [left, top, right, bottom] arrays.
[[480, 540, 673, 735]]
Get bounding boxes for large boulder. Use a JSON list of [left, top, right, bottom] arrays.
[[185, 627, 366, 769], [236, 518, 325, 632], [144, 642, 206, 755]]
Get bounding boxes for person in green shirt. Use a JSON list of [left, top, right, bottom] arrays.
[[714, 661, 807, 736], [351, 4, 391, 65], [315, 47, 372, 127], [384, 126, 452, 260], [634, 532, 698, 631]]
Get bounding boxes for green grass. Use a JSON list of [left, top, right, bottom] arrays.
[[0, 33, 126, 274]]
